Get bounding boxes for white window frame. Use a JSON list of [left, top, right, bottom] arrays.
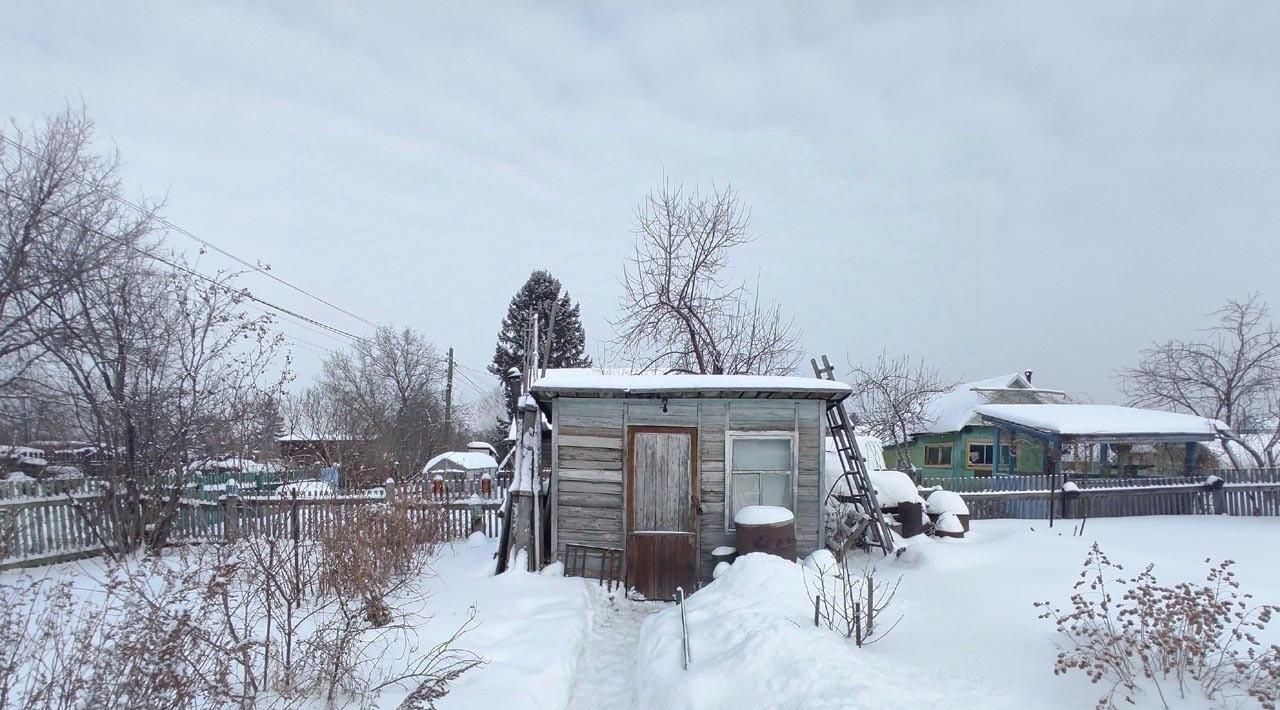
[[725, 431, 798, 533]]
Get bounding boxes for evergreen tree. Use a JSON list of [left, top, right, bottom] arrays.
[[489, 271, 591, 415]]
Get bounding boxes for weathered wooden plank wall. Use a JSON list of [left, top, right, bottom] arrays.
[[550, 396, 827, 583], [553, 399, 626, 580]]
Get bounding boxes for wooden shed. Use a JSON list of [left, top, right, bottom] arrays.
[[530, 371, 851, 600]]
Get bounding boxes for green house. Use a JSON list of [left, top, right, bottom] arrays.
[[884, 372, 1066, 478]]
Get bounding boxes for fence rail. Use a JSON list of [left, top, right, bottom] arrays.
[[920, 468, 1280, 494], [0, 471, 514, 504], [1, 486, 504, 569], [944, 468, 1280, 521]]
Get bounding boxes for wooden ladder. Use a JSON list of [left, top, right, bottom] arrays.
[[812, 355, 896, 556]]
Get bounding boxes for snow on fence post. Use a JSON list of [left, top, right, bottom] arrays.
[[1204, 475, 1226, 515], [1060, 481, 1081, 519], [384, 477, 396, 504]]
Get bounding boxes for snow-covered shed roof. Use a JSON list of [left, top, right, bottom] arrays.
[[974, 404, 1229, 443], [916, 372, 1065, 435], [531, 370, 851, 401], [422, 451, 500, 473]]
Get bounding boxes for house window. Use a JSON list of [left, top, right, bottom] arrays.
[[923, 444, 953, 467], [968, 442, 1016, 472], [727, 434, 794, 529]]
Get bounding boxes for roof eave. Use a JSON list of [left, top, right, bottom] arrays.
[[530, 387, 849, 402]]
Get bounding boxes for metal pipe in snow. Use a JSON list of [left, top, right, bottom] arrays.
[[677, 586, 691, 670]]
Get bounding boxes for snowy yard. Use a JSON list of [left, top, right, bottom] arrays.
[[637, 517, 1280, 709], [4, 517, 1277, 709]]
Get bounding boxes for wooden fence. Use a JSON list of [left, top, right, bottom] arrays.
[[919, 468, 1280, 494], [944, 469, 1280, 521], [1, 487, 504, 569], [172, 470, 513, 503]]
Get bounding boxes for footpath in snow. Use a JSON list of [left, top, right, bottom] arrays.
[[566, 585, 666, 710]]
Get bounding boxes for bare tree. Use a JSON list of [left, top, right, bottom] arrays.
[[848, 352, 956, 473], [314, 327, 447, 481], [1119, 294, 1280, 468], [0, 109, 140, 389], [41, 253, 282, 549], [614, 181, 801, 375]]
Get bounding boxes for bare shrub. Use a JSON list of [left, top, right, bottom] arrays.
[[316, 503, 446, 601], [1036, 543, 1280, 709], [2, 500, 478, 709], [805, 549, 901, 647], [0, 562, 239, 709]]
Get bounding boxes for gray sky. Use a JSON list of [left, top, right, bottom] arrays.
[[4, 2, 1278, 410]]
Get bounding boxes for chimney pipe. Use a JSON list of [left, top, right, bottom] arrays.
[[1024, 369, 1033, 383]]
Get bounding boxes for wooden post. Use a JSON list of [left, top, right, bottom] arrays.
[[511, 393, 538, 569], [1060, 484, 1078, 520], [223, 491, 240, 542], [865, 575, 875, 636], [384, 477, 396, 505], [1047, 451, 1058, 528], [994, 428, 1002, 476]]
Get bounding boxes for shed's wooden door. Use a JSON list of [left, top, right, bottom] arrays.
[[627, 426, 698, 600]]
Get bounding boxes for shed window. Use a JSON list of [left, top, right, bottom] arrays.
[[923, 444, 953, 467], [727, 435, 794, 528]]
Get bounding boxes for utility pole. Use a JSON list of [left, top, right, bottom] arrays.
[[444, 347, 455, 441]]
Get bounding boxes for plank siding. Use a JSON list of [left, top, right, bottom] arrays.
[[794, 400, 823, 556], [551, 396, 828, 583], [697, 401, 732, 579], [626, 401, 700, 427], [553, 399, 627, 564]]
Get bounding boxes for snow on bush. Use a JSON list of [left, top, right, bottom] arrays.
[[1061, 481, 1081, 493], [926, 489, 969, 516], [869, 469, 924, 507], [636, 552, 929, 709], [1035, 543, 1280, 710]]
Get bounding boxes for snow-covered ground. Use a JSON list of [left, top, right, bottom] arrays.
[[638, 516, 1280, 710], [1, 534, 591, 709], [4, 517, 1277, 709], [565, 585, 666, 709]]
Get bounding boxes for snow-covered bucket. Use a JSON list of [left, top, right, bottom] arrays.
[[934, 511, 965, 538], [711, 545, 737, 567], [733, 505, 796, 560], [925, 490, 971, 533]]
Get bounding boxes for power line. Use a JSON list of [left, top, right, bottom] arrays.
[[0, 133, 380, 330], [0, 186, 368, 344], [453, 368, 493, 400]]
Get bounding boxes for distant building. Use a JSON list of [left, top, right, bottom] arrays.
[[885, 372, 1064, 477]]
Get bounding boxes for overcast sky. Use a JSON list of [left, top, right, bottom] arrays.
[[4, 2, 1278, 412]]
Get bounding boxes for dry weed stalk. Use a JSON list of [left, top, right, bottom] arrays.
[[1036, 543, 1280, 709]]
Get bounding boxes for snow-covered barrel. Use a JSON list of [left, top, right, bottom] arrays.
[[733, 505, 796, 561]]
